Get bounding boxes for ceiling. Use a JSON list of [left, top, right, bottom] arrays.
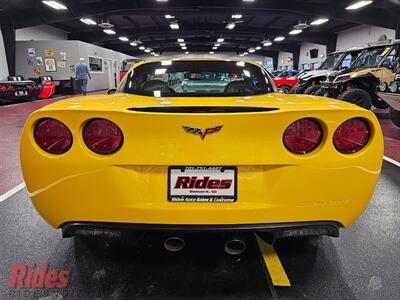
[[2, 0, 399, 56]]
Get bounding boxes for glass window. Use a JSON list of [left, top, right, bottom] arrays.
[[119, 60, 274, 97], [319, 52, 343, 70], [88, 56, 103, 72], [351, 47, 393, 69]]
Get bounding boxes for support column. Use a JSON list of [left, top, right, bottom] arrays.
[[0, 13, 16, 77], [291, 45, 300, 70], [271, 52, 279, 70], [396, 24, 400, 39], [327, 34, 337, 53]]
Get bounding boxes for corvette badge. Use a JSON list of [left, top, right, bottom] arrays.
[[183, 125, 223, 140]]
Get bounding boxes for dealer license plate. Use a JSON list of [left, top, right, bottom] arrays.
[[168, 166, 237, 202]]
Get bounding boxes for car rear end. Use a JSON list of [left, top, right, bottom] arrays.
[[20, 94, 383, 240]]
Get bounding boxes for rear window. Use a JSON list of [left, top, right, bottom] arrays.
[[118, 60, 274, 97]]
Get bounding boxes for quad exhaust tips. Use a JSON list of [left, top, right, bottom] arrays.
[[164, 236, 185, 252], [224, 236, 247, 255]]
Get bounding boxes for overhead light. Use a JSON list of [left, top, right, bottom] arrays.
[[139, 46, 146, 50], [151, 52, 156, 55], [226, 22, 236, 30], [103, 29, 116, 35], [274, 36, 285, 42], [248, 48, 256, 53], [156, 0, 168, 2], [217, 38, 224, 43], [154, 53, 160, 57], [289, 29, 302, 35], [130, 41, 138, 46], [161, 60, 172, 66], [170, 23, 179, 29], [119, 37, 129, 42], [144, 49, 151, 53], [310, 18, 329, 25], [181, 46, 187, 50], [212, 46, 218, 50], [346, 0, 373, 10], [243, 0, 255, 2], [42, 1, 67, 10], [239, 53, 245, 57], [185, 51, 189, 55], [155, 68, 167, 75], [209, 51, 215, 54], [243, 52, 248, 55], [263, 40, 272, 46], [165, 14, 175, 19], [232, 14, 242, 19], [80, 18, 96, 25], [179, 43, 186, 47], [177, 38, 185, 42]]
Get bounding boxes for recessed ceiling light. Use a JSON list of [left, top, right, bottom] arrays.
[[179, 43, 186, 47], [274, 36, 285, 42], [346, 0, 373, 10], [151, 52, 156, 55], [139, 46, 146, 50], [42, 1, 67, 10], [80, 18, 96, 25], [156, 0, 168, 2], [289, 29, 302, 35], [181, 46, 187, 50], [144, 49, 151, 53], [242, 0, 255, 2], [209, 51, 215, 54], [215, 43, 221, 47], [119, 37, 129, 42], [226, 22, 236, 30], [310, 18, 329, 25], [177, 38, 185, 42], [232, 14, 242, 19], [263, 40, 272, 46], [217, 38, 224, 43], [212, 46, 218, 50], [162, 60, 172, 66], [239, 53, 245, 57], [154, 53, 160, 57], [165, 14, 175, 19], [255, 46, 262, 50], [130, 42, 138, 46], [243, 52, 248, 55], [185, 51, 189, 55], [248, 48, 256, 53], [103, 29, 116, 35], [170, 23, 179, 30]]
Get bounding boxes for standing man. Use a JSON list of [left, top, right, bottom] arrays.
[[75, 58, 91, 95]]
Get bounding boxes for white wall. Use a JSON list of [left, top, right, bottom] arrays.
[[277, 52, 293, 69], [16, 25, 68, 41], [139, 52, 273, 68], [336, 25, 395, 50], [0, 28, 9, 80], [299, 42, 327, 69]]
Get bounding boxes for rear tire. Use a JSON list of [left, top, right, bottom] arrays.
[[389, 107, 400, 128], [338, 88, 372, 109], [304, 85, 321, 95]]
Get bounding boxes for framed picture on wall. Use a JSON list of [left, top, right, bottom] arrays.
[[88, 55, 104, 73], [44, 58, 57, 72]]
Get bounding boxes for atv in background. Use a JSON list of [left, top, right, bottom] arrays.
[[317, 40, 399, 109], [377, 73, 400, 128], [291, 47, 363, 95]]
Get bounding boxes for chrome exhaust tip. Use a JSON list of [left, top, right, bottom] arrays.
[[164, 236, 185, 252], [224, 238, 247, 255]]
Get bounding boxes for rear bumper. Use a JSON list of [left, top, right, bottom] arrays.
[[61, 221, 342, 238]]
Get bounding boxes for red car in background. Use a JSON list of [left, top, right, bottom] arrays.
[[267, 70, 299, 93], [120, 58, 140, 82]]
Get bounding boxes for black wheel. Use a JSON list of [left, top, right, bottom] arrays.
[[338, 88, 372, 109], [278, 85, 292, 94], [314, 88, 327, 97], [303, 85, 321, 95], [389, 107, 400, 128], [372, 97, 389, 109]]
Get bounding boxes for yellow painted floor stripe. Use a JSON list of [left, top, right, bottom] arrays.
[[256, 235, 291, 287]]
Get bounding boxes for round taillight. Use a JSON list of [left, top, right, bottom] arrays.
[[83, 119, 123, 155], [34, 118, 73, 154], [8, 86, 15, 92], [333, 118, 370, 154], [283, 118, 323, 154], [0, 86, 6, 92]]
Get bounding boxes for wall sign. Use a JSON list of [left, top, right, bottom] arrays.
[[44, 58, 57, 72], [28, 48, 35, 57], [45, 49, 54, 57]]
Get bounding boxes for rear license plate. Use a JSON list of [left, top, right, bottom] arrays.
[[168, 166, 237, 202]]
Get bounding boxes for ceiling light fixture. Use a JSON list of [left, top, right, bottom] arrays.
[[177, 38, 185, 42], [179, 43, 186, 47], [165, 14, 175, 19], [242, 0, 255, 2], [232, 14, 242, 19], [248, 48, 256, 53], [345, 0, 373, 10], [144, 49, 151, 53], [289, 29, 302, 35], [212, 46, 218, 50], [226, 23, 236, 30], [156, 0, 168, 2], [185, 51, 189, 55], [42, 1, 67, 10], [170, 22, 179, 30], [274, 36, 285, 42], [310, 18, 329, 25], [181, 46, 187, 50], [130, 42, 138, 46], [239, 53, 245, 57], [139, 46, 146, 50], [215, 43, 221, 47], [255, 46, 262, 50], [119, 37, 129, 42], [103, 29, 116, 35], [80, 18, 96, 25], [209, 51, 215, 54], [263, 40, 272, 46], [217, 38, 224, 43]]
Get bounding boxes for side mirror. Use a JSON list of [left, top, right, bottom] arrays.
[[107, 88, 117, 95]]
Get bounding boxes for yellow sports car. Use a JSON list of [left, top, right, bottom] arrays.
[[21, 58, 383, 250]]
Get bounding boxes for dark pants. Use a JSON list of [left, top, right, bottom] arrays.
[[79, 79, 88, 95]]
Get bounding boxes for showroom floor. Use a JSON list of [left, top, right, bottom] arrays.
[[0, 95, 399, 300]]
